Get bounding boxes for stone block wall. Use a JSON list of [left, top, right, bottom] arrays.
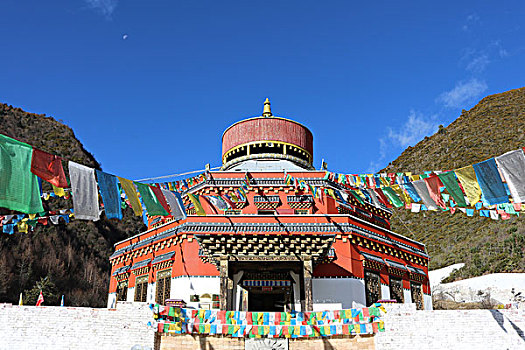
[[375, 304, 525, 350], [0, 302, 524, 350], [0, 302, 154, 350]]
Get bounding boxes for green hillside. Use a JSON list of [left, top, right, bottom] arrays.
[[0, 103, 145, 307], [383, 87, 525, 280]]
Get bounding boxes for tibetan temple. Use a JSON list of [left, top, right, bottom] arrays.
[[107, 99, 432, 312]]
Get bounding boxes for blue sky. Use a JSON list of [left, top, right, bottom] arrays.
[[1, 1, 524, 181]]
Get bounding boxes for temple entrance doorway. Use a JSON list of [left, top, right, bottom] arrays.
[[248, 291, 286, 312], [230, 261, 302, 312]]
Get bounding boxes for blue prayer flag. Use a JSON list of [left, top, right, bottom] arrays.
[[96, 170, 123, 220], [472, 158, 508, 205]]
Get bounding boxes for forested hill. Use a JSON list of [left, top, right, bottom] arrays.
[[0, 103, 145, 307], [383, 87, 525, 281]]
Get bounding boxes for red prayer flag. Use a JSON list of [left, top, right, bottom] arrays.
[[362, 307, 369, 318], [31, 148, 68, 188], [36, 291, 44, 306], [342, 324, 350, 335], [423, 175, 446, 209]]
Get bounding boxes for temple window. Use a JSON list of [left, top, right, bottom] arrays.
[[116, 280, 128, 302], [364, 270, 382, 306], [156, 269, 172, 305], [134, 275, 148, 302], [389, 276, 404, 303], [410, 282, 424, 310]]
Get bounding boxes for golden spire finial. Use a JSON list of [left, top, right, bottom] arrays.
[[262, 98, 272, 117]]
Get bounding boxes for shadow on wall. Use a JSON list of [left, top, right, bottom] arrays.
[[322, 337, 335, 350], [489, 310, 525, 342]]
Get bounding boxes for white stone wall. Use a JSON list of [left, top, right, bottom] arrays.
[[0, 302, 155, 350], [312, 278, 366, 309], [375, 304, 525, 350], [1, 300, 524, 349]]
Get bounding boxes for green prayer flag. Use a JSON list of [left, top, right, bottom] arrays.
[[228, 325, 234, 335], [168, 307, 175, 317], [381, 187, 404, 207], [135, 182, 169, 216], [0, 134, 43, 213], [437, 171, 467, 207], [348, 190, 365, 204]]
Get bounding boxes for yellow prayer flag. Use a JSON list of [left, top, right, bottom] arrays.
[[18, 221, 28, 233], [204, 324, 211, 333], [28, 214, 36, 220], [355, 176, 361, 186], [455, 165, 482, 205], [263, 326, 270, 335], [52, 184, 65, 197], [187, 194, 206, 216], [294, 326, 300, 335], [391, 184, 411, 204], [353, 324, 360, 333], [379, 177, 390, 187], [117, 177, 143, 216], [410, 174, 420, 181], [234, 325, 240, 334]]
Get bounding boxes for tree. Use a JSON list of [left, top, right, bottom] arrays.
[[24, 276, 60, 306]]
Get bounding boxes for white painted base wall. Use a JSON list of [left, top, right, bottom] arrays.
[[312, 278, 366, 309], [381, 284, 390, 300], [403, 289, 412, 303], [423, 294, 433, 310], [170, 276, 220, 308]]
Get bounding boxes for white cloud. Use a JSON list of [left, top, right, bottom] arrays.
[[367, 112, 439, 172], [387, 111, 439, 148], [462, 13, 480, 32], [437, 79, 488, 109], [466, 54, 490, 73], [84, 0, 117, 17]]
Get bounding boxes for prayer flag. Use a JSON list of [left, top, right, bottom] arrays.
[[69, 161, 100, 221], [118, 177, 143, 216], [437, 171, 467, 207], [423, 175, 446, 209], [401, 182, 421, 202], [160, 189, 187, 220], [18, 293, 23, 306], [495, 149, 525, 203], [30, 148, 68, 188], [96, 170, 123, 220], [380, 187, 403, 207], [52, 184, 65, 197], [472, 158, 508, 205], [135, 183, 169, 216], [412, 180, 438, 210], [36, 291, 44, 306], [0, 134, 44, 214], [455, 165, 482, 206], [188, 193, 206, 216]]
